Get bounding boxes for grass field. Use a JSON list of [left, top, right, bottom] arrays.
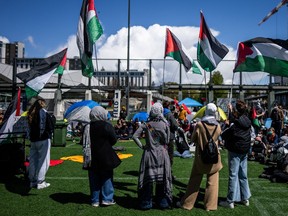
[[0, 139, 287, 216]]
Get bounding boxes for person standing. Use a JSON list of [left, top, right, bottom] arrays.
[[82, 106, 121, 207], [177, 103, 222, 211], [220, 100, 252, 208], [119, 106, 127, 120], [132, 102, 172, 210], [163, 101, 181, 178], [270, 102, 282, 137], [27, 98, 54, 189]]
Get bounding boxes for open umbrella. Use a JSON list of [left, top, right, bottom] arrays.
[[64, 100, 100, 123], [193, 105, 227, 121]]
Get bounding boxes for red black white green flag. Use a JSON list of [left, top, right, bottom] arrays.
[[0, 87, 22, 144], [197, 11, 229, 72], [77, 0, 103, 78], [16, 48, 67, 100], [164, 28, 192, 72], [234, 37, 288, 77]]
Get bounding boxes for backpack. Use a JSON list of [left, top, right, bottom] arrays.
[[201, 122, 219, 164]]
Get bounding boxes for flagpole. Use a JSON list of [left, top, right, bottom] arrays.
[[204, 69, 208, 103], [162, 59, 166, 101], [229, 72, 235, 104], [94, 44, 100, 96]]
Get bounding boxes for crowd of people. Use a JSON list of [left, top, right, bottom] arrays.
[[19, 97, 287, 211]]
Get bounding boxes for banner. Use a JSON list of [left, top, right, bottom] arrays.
[[113, 90, 121, 119]]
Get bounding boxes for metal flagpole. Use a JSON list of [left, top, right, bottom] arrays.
[[229, 72, 235, 103], [162, 59, 166, 101], [126, 0, 131, 117], [204, 69, 208, 103]]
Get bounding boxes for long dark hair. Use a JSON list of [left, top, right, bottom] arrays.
[[28, 99, 46, 125]]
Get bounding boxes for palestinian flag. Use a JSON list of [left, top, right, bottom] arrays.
[[197, 11, 229, 72], [234, 37, 288, 77], [77, 0, 103, 78], [251, 106, 261, 128], [16, 48, 67, 100], [192, 60, 202, 75], [164, 28, 192, 72], [54, 50, 67, 75], [0, 87, 22, 144]]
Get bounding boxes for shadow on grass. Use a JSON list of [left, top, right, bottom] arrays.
[[0, 175, 32, 196], [50, 192, 90, 204], [122, 170, 138, 177]]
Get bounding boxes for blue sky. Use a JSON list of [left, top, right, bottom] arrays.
[[1, 0, 287, 85]]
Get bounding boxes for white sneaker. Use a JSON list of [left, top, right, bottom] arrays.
[[92, 202, 99, 207], [102, 201, 116, 206], [219, 200, 234, 209], [242, 200, 249, 206], [37, 181, 50, 189]]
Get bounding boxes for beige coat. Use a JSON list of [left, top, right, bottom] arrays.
[[192, 121, 223, 174], [180, 120, 223, 211]]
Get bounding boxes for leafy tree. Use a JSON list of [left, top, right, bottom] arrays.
[[209, 71, 228, 100]]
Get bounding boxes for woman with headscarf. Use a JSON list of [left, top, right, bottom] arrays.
[[177, 103, 223, 211], [132, 102, 172, 210], [82, 106, 121, 207]]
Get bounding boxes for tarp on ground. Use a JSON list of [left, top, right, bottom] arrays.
[[64, 100, 100, 123], [132, 111, 149, 122], [178, 97, 203, 107]]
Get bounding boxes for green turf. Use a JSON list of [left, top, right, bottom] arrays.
[[0, 139, 287, 216]]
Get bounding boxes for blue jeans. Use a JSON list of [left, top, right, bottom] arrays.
[[138, 183, 170, 209], [227, 151, 251, 203], [88, 169, 114, 204]]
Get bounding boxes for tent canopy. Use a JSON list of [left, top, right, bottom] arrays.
[[178, 97, 203, 107]]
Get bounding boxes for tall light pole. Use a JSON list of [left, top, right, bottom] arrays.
[[126, 0, 131, 116]]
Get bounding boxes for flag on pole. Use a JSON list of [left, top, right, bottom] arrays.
[[54, 50, 67, 75], [0, 87, 22, 144], [16, 48, 68, 100], [77, 0, 103, 78], [258, 0, 288, 25], [192, 60, 202, 75], [197, 11, 229, 72], [233, 37, 288, 77], [251, 107, 261, 128], [164, 28, 192, 72]]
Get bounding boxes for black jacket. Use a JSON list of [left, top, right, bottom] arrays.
[[89, 121, 121, 170], [222, 114, 252, 154]]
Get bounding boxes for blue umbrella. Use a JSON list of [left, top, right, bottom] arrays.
[[132, 111, 149, 122], [64, 100, 100, 123]]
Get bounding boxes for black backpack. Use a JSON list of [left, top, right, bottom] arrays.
[[201, 122, 219, 164]]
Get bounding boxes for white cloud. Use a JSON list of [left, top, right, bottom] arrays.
[[26, 36, 37, 48], [46, 24, 268, 86], [0, 36, 9, 43]]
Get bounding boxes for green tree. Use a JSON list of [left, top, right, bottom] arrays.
[[208, 71, 228, 100]]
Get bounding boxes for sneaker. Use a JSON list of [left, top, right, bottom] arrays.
[[102, 201, 116, 206], [242, 200, 249, 206], [37, 181, 50, 189], [92, 202, 99, 207], [176, 201, 182, 208], [219, 200, 234, 209], [29, 182, 37, 188]]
